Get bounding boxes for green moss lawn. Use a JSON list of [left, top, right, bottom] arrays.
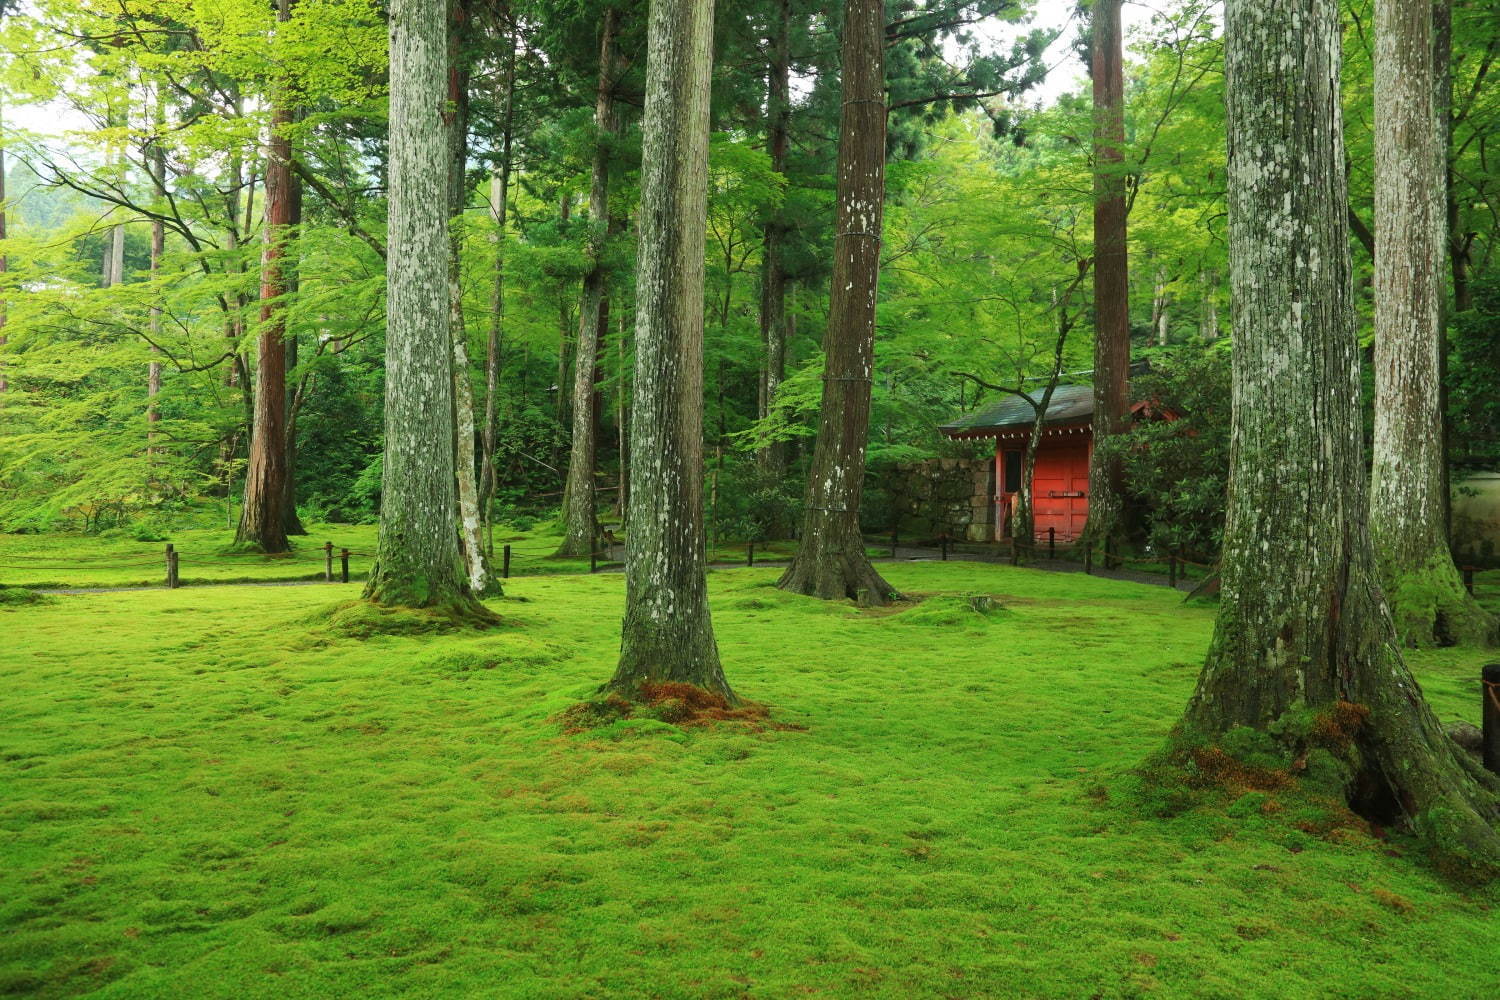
[[3, 562, 1496, 997]]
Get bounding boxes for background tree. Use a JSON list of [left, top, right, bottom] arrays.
[[1084, 0, 1129, 557], [776, 0, 897, 604], [1369, 0, 1493, 645]]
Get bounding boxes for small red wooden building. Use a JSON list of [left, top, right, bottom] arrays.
[[939, 385, 1162, 543]]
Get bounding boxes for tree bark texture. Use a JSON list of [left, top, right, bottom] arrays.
[[777, 0, 896, 606], [1086, 0, 1130, 554], [447, 0, 496, 596], [608, 0, 732, 699], [282, 124, 307, 537], [558, 7, 622, 558], [1, 94, 10, 395], [364, 0, 481, 614], [1370, 0, 1492, 647], [480, 25, 517, 555], [756, 0, 792, 484], [235, 65, 297, 554], [1183, 0, 1500, 877]]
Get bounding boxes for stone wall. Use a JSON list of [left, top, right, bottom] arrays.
[[883, 458, 995, 543]]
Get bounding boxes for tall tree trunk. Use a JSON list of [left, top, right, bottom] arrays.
[[1, 92, 9, 395], [756, 0, 792, 485], [365, 0, 488, 619], [556, 193, 571, 443], [1152, 265, 1170, 346], [1181, 0, 1500, 878], [1433, 0, 1453, 539], [235, 12, 298, 554], [1198, 267, 1219, 342], [1369, 0, 1491, 646], [1085, 0, 1130, 557], [282, 117, 306, 536], [480, 21, 517, 557], [558, 7, 622, 558], [607, 0, 731, 699], [447, 0, 496, 595], [146, 103, 164, 453], [777, 0, 895, 606], [614, 304, 629, 520]]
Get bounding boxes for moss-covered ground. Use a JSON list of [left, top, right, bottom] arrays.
[[3, 562, 1496, 998]]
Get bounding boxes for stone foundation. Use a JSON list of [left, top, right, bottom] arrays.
[[882, 458, 995, 543]]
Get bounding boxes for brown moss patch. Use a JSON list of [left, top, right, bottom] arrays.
[[559, 682, 806, 735], [1186, 746, 1292, 793], [1308, 701, 1370, 751]]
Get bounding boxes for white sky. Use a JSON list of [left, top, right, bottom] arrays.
[[4, 0, 1176, 139]]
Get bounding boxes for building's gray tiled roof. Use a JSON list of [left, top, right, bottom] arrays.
[[939, 384, 1095, 436]]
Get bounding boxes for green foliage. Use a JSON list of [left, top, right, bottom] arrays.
[[1108, 348, 1232, 560]]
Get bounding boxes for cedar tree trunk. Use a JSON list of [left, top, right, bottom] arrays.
[[447, 0, 496, 595], [777, 0, 896, 606], [607, 0, 732, 699], [364, 0, 486, 616], [235, 59, 297, 554], [558, 6, 622, 558], [1182, 0, 1500, 878], [1085, 0, 1130, 555], [756, 0, 791, 486], [1369, 0, 1492, 646]]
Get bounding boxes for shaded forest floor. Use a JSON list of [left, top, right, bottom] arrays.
[[3, 563, 1497, 998]]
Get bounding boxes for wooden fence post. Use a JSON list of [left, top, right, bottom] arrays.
[[1048, 527, 1055, 560], [590, 547, 597, 573], [502, 544, 511, 580], [1084, 543, 1093, 576], [1169, 553, 1178, 588], [340, 549, 350, 584], [169, 549, 179, 589], [324, 541, 333, 583], [164, 544, 174, 589], [941, 534, 949, 561], [747, 541, 755, 567], [891, 528, 898, 559]]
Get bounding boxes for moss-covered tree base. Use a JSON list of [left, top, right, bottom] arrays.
[[1381, 550, 1497, 648], [778, 519, 899, 607], [361, 566, 502, 629], [1142, 704, 1500, 884], [608, 609, 735, 705]]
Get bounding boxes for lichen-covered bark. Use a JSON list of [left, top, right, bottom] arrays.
[[777, 0, 896, 606], [1183, 0, 1500, 878], [1369, 0, 1492, 647], [445, 0, 496, 596], [558, 7, 622, 559], [1084, 0, 1130, 555], [480, 29, 517, 555], [607, 0, 731, 700], [0, 91, 7, 395], [364, 0, 486, 618], [756, 0, 791, 486]]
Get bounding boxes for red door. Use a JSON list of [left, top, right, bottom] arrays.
[[1030, 442, 1090, 542]]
